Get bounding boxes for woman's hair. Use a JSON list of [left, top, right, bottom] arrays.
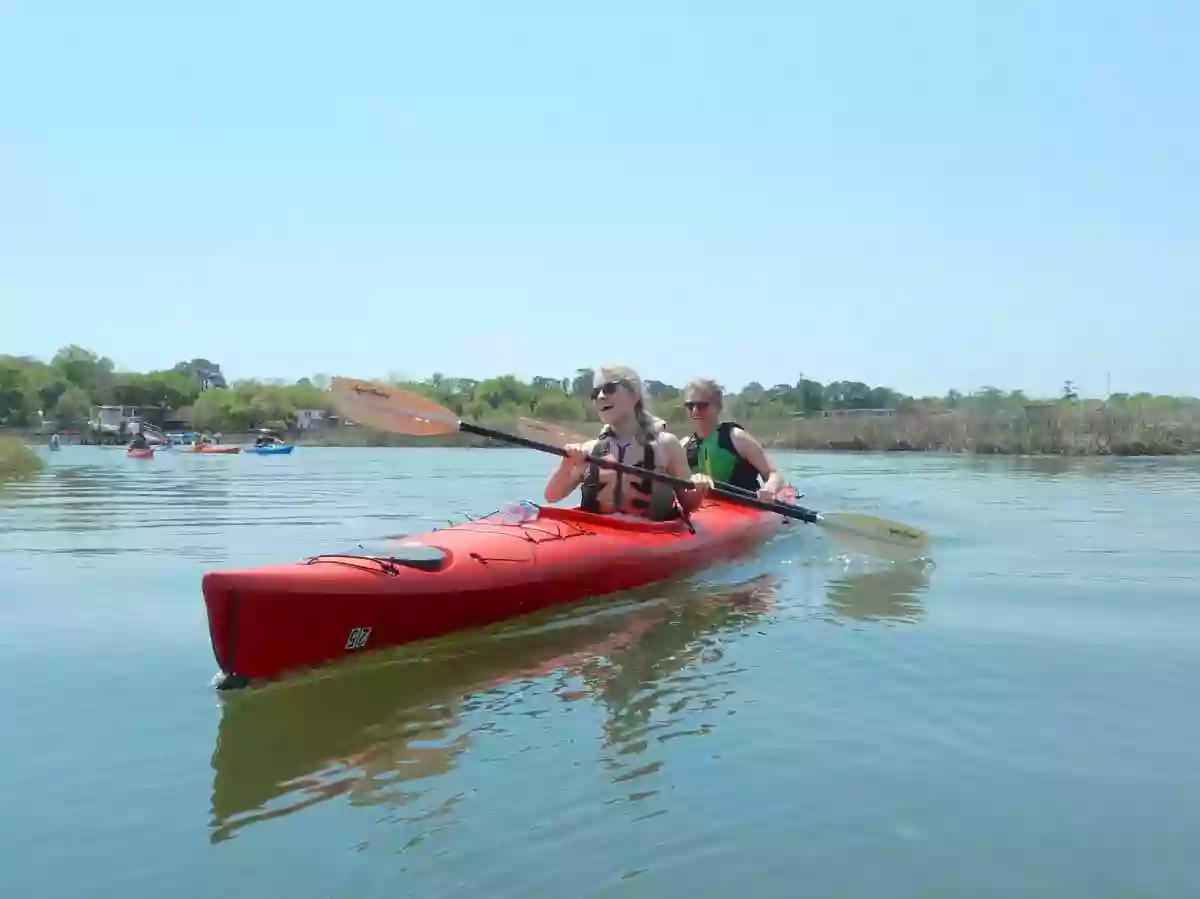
[[684, 377, 724, 410], [595, 364, 666, 440]]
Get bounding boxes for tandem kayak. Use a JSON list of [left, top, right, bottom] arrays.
[[192, 445, 241, 454], [201, 491, 797, 688], [126, 446, 155, 459], [245, 443, 295, 455]]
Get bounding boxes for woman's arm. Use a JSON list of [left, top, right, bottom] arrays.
[[660, 433, 712, 513], [729, 426, 783, 497], [544, 440, 595, 503]]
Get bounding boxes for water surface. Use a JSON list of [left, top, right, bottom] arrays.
[[2, 447, 1198, 898]]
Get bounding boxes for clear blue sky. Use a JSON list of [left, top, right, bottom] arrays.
[[2, 1, 1197, 398]]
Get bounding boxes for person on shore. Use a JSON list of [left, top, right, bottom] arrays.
[[544, 365, 713, 520], [681, 378, 785, 503]]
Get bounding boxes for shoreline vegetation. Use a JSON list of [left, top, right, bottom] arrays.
[[0, 436, 44, 481], [2, 346, 1198, 456]]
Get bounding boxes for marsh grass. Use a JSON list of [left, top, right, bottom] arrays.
[[115, 401, 1200, 456], [764, 403, 1200, 455], [0, 436, 45, 480]]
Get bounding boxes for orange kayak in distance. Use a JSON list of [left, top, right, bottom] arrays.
[[192, 445, 241, 454]]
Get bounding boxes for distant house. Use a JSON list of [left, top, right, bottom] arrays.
[[198, 370, 226, 391], [295, 409, 329, 430]]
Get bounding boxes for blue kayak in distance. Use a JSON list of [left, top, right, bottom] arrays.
[[246, 444, 296, 455]]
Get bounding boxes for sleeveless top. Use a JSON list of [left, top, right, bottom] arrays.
[[579, 427, 680, 521]]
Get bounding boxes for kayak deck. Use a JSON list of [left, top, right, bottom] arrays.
[[202, 498, 789, 688]]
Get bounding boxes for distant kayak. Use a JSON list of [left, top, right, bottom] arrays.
[[126, 446, 155, 459], [246, 444, 295, 455], [192, 445, 241, 454]]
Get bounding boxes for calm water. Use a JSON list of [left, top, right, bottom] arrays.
[[2, 446, 1199, 898]]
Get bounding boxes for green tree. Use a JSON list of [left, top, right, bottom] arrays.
[[533, 392, 585, 421], [53, 386, 92, 429], [799, 379, 824, 413], [37, 377, 71, 412], [644, 380, 680, 401], [52, 345, 114, 395], [475, 375, 532, 410], [193, 388, 234, 431], [571, 368, 594, 397], [0, 358, 34, 424], [174, 357, 226, 389]]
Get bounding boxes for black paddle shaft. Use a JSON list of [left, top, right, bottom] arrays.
[[458, 421, 819, 524]]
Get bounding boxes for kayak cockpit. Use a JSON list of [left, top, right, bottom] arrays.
[[304, 541, 450, 574]]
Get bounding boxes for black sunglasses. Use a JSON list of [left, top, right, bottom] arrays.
[[683, 400, 712, 411], [590, 379, 627, 401]]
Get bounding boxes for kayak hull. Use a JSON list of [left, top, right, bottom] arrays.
[[246, 444, 295, 455], [126, 447, 155, 459], [201, 496, 792, 686], [193, 445, 241, 454]]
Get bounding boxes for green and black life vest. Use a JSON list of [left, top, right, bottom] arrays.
[[580, 428, 679, 521], [684, 421, 762, 492]]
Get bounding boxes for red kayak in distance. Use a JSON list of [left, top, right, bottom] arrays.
[[202, 490, 797, 689], [126, 446, 155, 459]]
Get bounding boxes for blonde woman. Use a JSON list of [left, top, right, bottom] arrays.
[[681, 377, 784, 503], [544, 366, 713, 520]]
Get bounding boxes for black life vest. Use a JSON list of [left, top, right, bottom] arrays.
[[579, 429, 679, 521]]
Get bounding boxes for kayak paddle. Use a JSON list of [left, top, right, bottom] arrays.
[[328, 377, 931, 557]]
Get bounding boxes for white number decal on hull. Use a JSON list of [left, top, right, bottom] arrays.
[[345, 627, 372, 650]]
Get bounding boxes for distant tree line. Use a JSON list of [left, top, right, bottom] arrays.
[[2, 347, 1194, 435], [0, 346, 324, 433]]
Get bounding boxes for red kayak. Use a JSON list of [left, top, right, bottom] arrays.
[[126, 446, 155, 458], [202, 492, 795, 688]]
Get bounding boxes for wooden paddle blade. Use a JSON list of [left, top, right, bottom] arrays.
[[329, 378, 462, 437], [515, 418, 591, 448], [816, 511, 931, 559]]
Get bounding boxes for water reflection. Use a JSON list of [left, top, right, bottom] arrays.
[[583, 575, 782, 762], [208, 574, 783, 843], [962, 454, 1200, 484], [823, 562, 931, 624]]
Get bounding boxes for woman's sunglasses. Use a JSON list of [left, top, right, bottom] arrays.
[[590, 380, 627, 401], [683, 400, 711, 412]]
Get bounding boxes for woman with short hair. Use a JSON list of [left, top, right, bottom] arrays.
[[681, 377, 785, 503]]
